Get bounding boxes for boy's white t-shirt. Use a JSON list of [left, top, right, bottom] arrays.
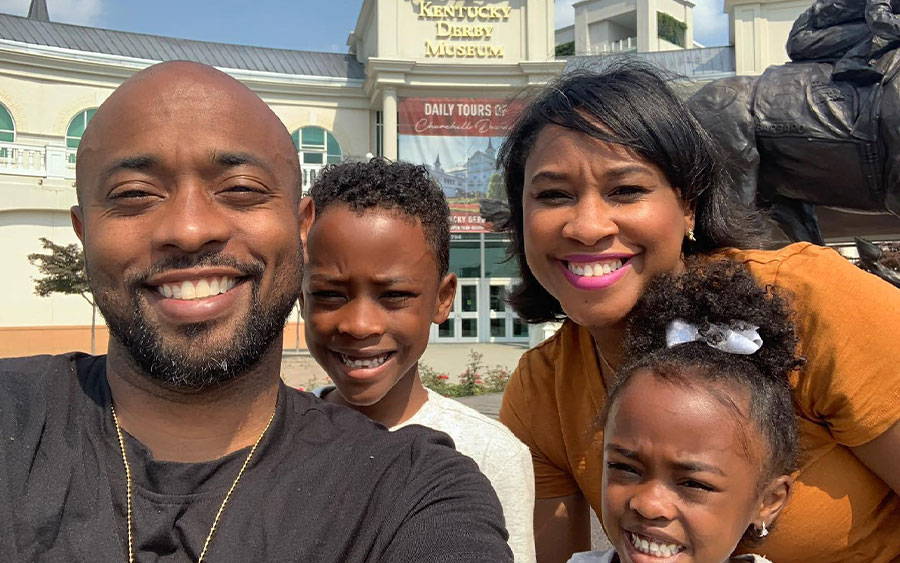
[[568, 550, 774, 562], [314, 386, 536, 563]]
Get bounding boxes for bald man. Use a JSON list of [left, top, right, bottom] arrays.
[[0, 62, 512, 563]]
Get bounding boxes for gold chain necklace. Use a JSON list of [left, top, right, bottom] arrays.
[[111, 404, 276, 563]]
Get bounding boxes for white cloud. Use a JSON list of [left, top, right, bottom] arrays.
[[0, 0, 103, 26], [692, 0, 730, 47], [553, 0, 730, 47]]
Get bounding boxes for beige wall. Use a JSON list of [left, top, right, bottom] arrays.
[[270, 102, 371, 160], [401, 0, 527, 61], [0, 47, 372, 162], [0, 322, 308, 358], [0, 208, 91, 328], [0, 73, 115, 144], [728, 0, 807, 75], [555, 24, 575, 45], [355, 0, 555, 64]]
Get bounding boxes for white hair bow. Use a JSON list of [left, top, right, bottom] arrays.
[[665, 318, 762, 355]]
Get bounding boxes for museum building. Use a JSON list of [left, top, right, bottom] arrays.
[[1, 0, 896, 356]]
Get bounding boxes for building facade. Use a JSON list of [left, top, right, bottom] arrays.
[[2, 0, 897, 357], [0, 0, 563, 356], [556, 0, 697, 56]]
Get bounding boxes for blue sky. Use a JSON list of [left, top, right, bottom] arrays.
[[0, 0, 731, 51]]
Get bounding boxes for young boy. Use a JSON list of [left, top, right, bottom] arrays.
[[301, 158, 535, 562]]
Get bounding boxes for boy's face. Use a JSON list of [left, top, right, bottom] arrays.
[[302, 205, 455, 406]]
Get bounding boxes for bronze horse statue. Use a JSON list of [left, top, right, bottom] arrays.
[[689, 50, 900, 243]]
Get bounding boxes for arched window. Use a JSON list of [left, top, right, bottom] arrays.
[[292, 126, 342, 165], [66, 108, 97, 145], [66, 108, 97, 163], [0, 104, 13, 143], [0, 104, 13, 159]]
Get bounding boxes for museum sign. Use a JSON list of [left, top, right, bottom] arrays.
[[417, 1, 511, 59]]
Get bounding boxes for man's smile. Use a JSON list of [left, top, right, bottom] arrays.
[[143, 268, 254, 324], [154, 275, 239, 300]]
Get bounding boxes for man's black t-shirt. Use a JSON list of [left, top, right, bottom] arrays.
[[0, 353, 512, 562]]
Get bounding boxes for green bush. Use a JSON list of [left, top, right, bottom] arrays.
[[420, 349, 512, 397], [555, 41, 575, 57], [657, 12, 686, 48]]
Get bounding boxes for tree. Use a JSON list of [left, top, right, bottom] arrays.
[[27, 238, 98, 353], [486, 172, 505, 200], [555, 41, 575, 57]]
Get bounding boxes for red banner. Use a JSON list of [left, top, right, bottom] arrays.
[[398, 98, 521, 137], [398, 97, 522, 233]]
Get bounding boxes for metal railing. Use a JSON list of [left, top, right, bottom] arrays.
[[587, 36, 637, 54], [564, 45, 736, 81], [301, 163, 323, 195]]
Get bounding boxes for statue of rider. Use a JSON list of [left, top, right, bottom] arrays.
[[787, 0, 900, 83]]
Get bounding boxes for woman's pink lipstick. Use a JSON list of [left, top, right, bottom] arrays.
[[558, 255, 632, 290]]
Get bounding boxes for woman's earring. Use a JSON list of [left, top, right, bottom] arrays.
[[759, 521, 769, 538], [686, 228, 696, 242]]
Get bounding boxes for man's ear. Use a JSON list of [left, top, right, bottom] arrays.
[[434, 273, 457, 324], [754, 474, 792, 533], [71, 206, 85, 243]]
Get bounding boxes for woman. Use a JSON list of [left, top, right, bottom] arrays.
[[497, 62, 900, 563]]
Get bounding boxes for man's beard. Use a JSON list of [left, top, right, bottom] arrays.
[[92, 250, 301, 390]]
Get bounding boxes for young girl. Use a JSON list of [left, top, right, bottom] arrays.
[[570, 259, 802, 563]]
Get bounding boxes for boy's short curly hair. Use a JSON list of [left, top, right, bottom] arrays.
[[308, 158, 451, 276], [603, 259, 803, 545]]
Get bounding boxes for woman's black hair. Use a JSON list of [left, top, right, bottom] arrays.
[[603, 258, 802, 546], [497, 59, 765, 322]]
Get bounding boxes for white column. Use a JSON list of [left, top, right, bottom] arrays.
[[733, 4, 763, 75], [382, 88, 398, 161], [44, 143, 67, 178], [684, 2, 694, 49]]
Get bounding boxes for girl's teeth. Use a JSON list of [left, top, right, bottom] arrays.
[[630, 532, 682, 558], [157, 276, 236, 300], [567, 259, 624, 277]]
